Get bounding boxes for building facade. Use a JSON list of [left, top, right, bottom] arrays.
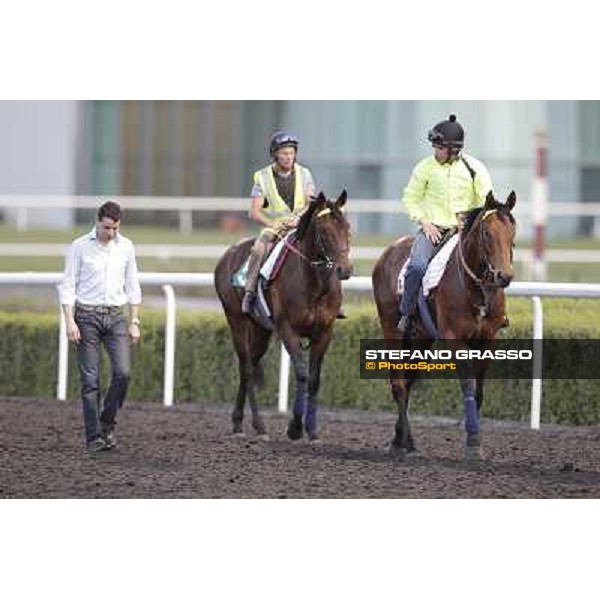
[[1, 100, 599, 238]]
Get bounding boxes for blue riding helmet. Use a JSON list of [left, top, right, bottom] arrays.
[[270, 131, 299, 156]]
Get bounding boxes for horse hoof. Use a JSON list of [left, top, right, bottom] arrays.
[[232, 431, 245, 438], [404, 448, 420, 461], [286, 422, 303, 441], [255, 433, 270, 442], [463, 445, 483, 462], [308, 434, 322, 445], [252, 417, 267, 436], [387, 443, 406, 460]]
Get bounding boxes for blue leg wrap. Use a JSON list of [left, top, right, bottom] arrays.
[[463, 394, 480, 436]]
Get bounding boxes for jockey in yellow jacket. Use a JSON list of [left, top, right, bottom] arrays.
[[241, 131, 315, 314], [242, 131, 347, 319], [398, 114, 494, 333]]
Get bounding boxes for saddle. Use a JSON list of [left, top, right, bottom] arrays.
[[398, 227, 459, 340], [397, 226, 458, 297], [231, 231, 298, 331], [232, 231, 296, 290]]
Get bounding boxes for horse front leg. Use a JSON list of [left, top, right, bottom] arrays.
[[389, 376, 416, 458], [466, 341, 494, 457], [473, 355, 492, 412], [454, 355, 481, 460], [278, 324, 308, 441], [459, 373, 481, 460], [305, 328, 334, 441], [442, 335, 480, 460], [287, 349, 308, 440]]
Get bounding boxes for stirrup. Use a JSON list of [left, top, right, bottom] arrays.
[[241, 291, 257, 314], [397, 314, 413, 333]]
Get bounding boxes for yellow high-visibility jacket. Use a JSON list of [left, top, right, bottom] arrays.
[[253, 163, 313, 230], [402, 153, 493, 228]]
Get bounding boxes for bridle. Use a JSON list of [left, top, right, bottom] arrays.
[[456, 208, 514, 318], [284, 207, 349, 272]]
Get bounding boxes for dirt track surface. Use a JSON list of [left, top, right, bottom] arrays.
[[1, 397, 599, 498]]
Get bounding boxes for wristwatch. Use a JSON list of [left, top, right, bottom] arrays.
[[131, 318, 141, 326]]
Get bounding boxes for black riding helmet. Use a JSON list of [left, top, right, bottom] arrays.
[[427, 114, 464, 148], [270, 131, 299, 157]]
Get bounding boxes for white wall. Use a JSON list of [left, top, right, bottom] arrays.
[[0, 100, 80, 228]]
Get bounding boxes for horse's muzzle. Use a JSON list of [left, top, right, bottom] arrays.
[[336, 265, 353, 280], [495, 271, 513, 288]]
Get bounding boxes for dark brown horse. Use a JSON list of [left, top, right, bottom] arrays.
[[372, 191, 517, 459], [215, 191, 352, 441]]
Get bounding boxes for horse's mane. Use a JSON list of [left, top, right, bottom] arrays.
[[462, 208, 484, 235], [462, 201, 516, 237], [295, 201, 323, 241], [295, 195, 345, 242]]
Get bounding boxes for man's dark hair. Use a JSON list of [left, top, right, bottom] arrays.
[[97, 201, 122, 222]]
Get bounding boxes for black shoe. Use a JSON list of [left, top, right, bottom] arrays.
[[397, 315, 413, 334], [86, 437, 108, 453], [102, 429, 117, 449], [336, 307, 348, 319], [241, 291, 256, 314]]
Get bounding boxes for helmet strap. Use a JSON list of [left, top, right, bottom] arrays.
[[448, 147, 461, 162]]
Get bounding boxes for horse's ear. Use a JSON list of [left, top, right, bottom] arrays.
[[484, 190, 496, 210], [335, 189, 348, 209], [312, 191, 326, 204], [506, 190, 517, 212]]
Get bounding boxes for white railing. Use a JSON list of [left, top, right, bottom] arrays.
[[2, 243, 600, 265], [1, 271, 600, 430], [2, 193, 600, 233]]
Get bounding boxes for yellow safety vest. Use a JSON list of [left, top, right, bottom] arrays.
[[401, 153, 493, 229], [253, 163, 311, 225]]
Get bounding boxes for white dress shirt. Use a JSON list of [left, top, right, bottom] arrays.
[[57, 228, 142, 307]]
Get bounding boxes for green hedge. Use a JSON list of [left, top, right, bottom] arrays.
[[1, 297, 599, 425]]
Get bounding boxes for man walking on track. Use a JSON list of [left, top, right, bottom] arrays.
[[57, 200, 142, 452]]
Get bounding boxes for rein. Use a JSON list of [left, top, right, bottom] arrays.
[[282, 207, 346, 350], [284, 211, 341, 270], [456, 209, 508, 319]]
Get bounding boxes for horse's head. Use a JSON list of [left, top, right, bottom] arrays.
[[296, 189, 353, 280], [469, 190, 517, 288]]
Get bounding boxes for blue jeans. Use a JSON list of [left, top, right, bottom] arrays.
[[74, 308, 131, 444], [400, 230, 437, 317]]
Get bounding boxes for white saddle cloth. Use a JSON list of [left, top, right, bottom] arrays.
[[260, 231, 295, 280], [398, 234, 460, 297]]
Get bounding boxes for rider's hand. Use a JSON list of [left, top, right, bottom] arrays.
[[284, 215, 299, 228], [420, 220, 442, 244]]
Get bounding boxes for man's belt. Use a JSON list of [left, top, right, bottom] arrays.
[[75, 303, 123, 315]]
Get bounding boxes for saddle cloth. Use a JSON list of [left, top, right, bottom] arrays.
[[398, 233, 460, 298], [260, 231, 295, 280], [231, 231, 296, 289]]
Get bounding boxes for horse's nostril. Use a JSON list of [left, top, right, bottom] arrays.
[[336, 266, 352, 280]]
